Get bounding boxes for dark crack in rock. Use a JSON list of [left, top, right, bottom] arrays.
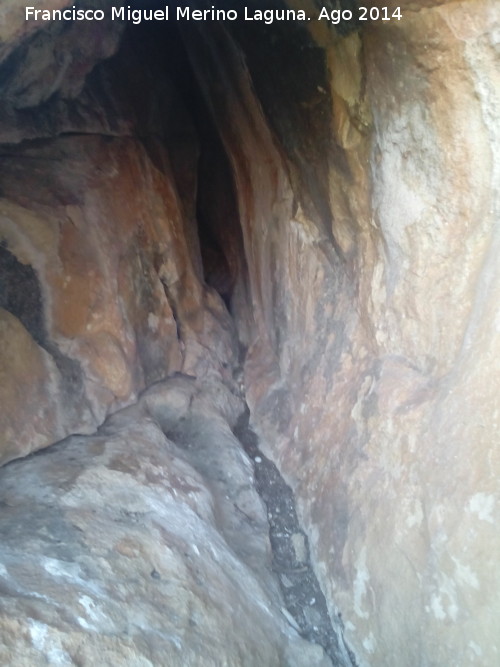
[[234, 407, 357, 667]]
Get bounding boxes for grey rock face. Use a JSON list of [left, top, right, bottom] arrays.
[[0, 375, 330, 666]]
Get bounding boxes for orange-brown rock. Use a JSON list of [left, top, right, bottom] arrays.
[[0, 17, 238, 465], [1, 1, 499, 665], [179, 2, 500, 664]]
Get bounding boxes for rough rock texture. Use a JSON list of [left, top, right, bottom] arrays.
[[0, 375, 329, 666], [1, 1, 500, 666], [178, 2, 500, 665], [0, 18, 237, 463]]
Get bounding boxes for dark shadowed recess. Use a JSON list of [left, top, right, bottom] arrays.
[[215, 0, 360, 249], [119, 9, 248, 311], [123, 0, 361, 299]]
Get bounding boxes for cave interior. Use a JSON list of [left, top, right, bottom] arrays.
[[0, 1, 499, 666]]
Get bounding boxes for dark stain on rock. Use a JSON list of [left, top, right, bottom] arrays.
[[0, 240, 85, 401], [0, 241, 46, 346]]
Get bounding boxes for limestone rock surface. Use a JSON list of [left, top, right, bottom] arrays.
[[0, 16, 236, 464], [0, 375, 329, 666], [1, 1, 499, 665], [180, 3, 500, 665]]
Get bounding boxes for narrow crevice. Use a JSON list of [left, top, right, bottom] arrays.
[[234, 406, 358, 667]]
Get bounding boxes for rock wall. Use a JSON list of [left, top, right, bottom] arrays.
[[180, 2, 500, 665], [1, 1, 499, 665], [0, 16, 237, 464]]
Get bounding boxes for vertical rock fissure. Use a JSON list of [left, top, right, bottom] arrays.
[[164, 26, 360, 661], [234, 406, 357, 667]]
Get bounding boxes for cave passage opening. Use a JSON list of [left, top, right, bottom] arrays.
[[118, 13, 248, 316], [114, 0, 353, 325], [0, 2, 362, 664], [108, 13, 357, 662]]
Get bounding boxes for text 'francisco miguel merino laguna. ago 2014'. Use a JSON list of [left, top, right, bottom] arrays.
[[25, 5, 404, 26]]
